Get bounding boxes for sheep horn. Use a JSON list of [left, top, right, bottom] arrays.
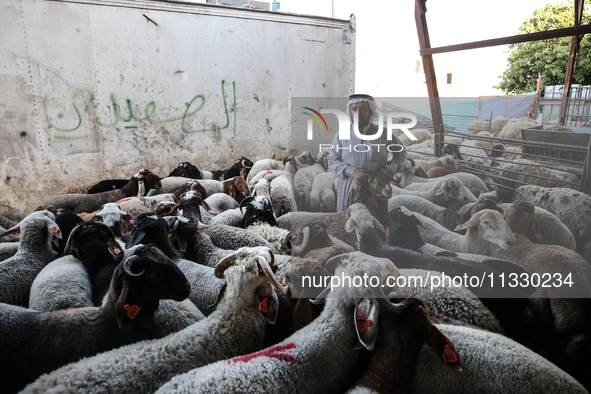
[[214, 252, 238, 279], [241, 159, 252, 169], [0, 222, 21, 238], [291, 226, 310, 254], [137, 180, 146, 197], [324, 253, 349, 272], [239, 196, 255, 214], [63, 224, 81, 253], [122, 255, 145, 277], [257, 255, 288, 294]]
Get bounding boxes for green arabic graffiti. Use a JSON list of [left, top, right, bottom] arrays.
[[43, 80, 237, 139]]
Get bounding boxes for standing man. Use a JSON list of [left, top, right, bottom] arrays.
[[327, 94, 407, 212]]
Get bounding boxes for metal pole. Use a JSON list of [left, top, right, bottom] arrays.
[[583, 135, 591, 193], [415, 0, 444, 157]]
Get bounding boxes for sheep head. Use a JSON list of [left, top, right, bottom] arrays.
[[434, 177, 477, 204], [224, 176, 250, 199], [383, 207, 426, 251], [168, 162, 201, 179], [373, 296, 463, 373], [239, 196, 277, 228], [443, 144, 463, 160], [454, 209, 516, 250], [1, 211, 62, 254], [312, 252, 400, 350], [213, 247, 286, 324], [114, 245, 190, 328], [173, 180, 208, 201], [503, 201, 542, 243], [133, 169, 162, 197], [345, 203, 383, 249], [91, 203, 131, 237], [290, 222, 332, 256], [66, 221, 123, 262]]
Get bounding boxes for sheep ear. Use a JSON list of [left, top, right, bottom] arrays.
[[454, 219, 477, 232], [200, 199, 215, 215], [532, 219, 542, 241], [426, 326, 463, 371], [344, 216, 356, 233], [354, 298, 379, 351], [435, 181, 448, 196], [70, 241, 82, 260], [413, 215, 427, 229], [257, 282, 279, 324], [115, 279, 137, 328], [292, 297, 314, 331], [125, 227, 146, 249]]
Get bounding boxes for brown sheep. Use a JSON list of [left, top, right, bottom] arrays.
[[40, 170, 161, 214], [426, 166, 461, 178], [495, 201, 591, 390]]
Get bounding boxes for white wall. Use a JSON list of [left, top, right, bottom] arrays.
[[0, 0, 355, 215]]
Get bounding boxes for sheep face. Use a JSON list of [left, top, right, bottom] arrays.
[[133, 169, 162, 197], [126, 213, 170, 250], [66, 221, 123, 263], [114, 245, 191, 328], [443, 144, 463, 160], [503, 201, 542, 242], [324, 251, 400, 302], [214, 247, 286, 323], [168, 162, 201, 179], [384, 207, 426, 251], [435, 177, 476, 204], [455, 209, 516, 250], [240, 196, 277, 228], [290, 222, 332, 257], [92, 203, 131, 237], [367, 172, 392, 202], [224, 176, 251, 199]]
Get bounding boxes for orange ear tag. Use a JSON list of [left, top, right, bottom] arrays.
[[535, 232, 542, 240], [113, 246, 122, 255], [442, 345, 458, 363], [52, 227, 60, 234], [259, 297, 269, 313], [380, 225, 386, 233], [124, 304, 141, 319], [129, 218, 135, 224], [454, 224, 462, 231], [356, 317, 373, 332]]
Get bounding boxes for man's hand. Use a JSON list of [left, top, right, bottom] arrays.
[[379, 167, 395, 181], [352, 169, 368, 184]]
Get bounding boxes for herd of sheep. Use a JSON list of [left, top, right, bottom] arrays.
[[1, 147, 591, 393]]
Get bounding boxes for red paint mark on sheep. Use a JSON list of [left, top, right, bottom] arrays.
[[227, 342, 296, 364]]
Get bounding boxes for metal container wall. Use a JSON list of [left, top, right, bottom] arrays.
[[0, 0, 355, 215]]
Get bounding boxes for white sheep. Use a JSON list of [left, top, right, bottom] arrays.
[[153, 251, 401, 394], [0, 211, 61, 307], [24, 247, 287, 394], [245, 158, 284, 185], [414, 209, 515, 256], [270, 157, 298, 217], [413, 324, 586, 393], [2, 246, 192, 394], [293, 150, 328, 211], [247, 170, 283, 190], [310, 171, 337, 212], [390, 177, 477, 209], [413, 154, 460, 172]]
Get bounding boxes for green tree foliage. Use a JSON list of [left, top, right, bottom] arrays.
[[495, 2, 591, 94]]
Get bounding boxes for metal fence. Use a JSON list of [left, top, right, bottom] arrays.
[[441, 114, 477, 133], [408, 128, 591, 194]]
